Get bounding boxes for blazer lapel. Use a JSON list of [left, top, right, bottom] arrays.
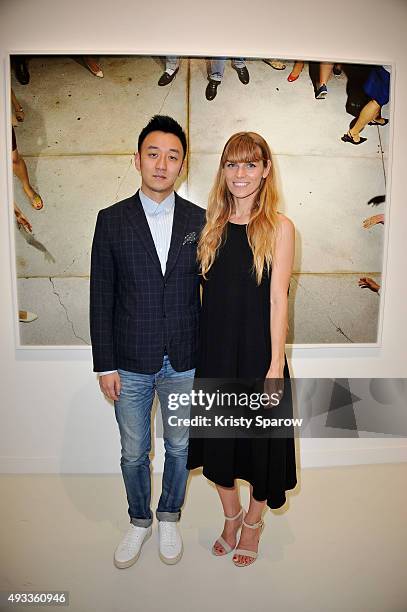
[[165, 193, 190, 280], [124, 191, 162, 274]]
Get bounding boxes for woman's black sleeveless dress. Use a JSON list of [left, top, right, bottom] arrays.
[[186, 222, 297, 509]]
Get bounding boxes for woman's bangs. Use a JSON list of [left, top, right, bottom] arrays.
[[223, 137, 264, 164]]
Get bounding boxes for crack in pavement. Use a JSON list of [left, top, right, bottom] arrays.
[[293, 276, 355, 342], [61, 250, 88, 275], [114, 156, 133, 202], [158, 80, 175, 114], [112, 81, 174, 204], [327, 315, 353, 342], [48, 277, 89, 344], [62, 256, 78, 275]]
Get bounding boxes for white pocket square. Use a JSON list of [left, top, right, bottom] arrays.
[[182, 231, 198, 246]]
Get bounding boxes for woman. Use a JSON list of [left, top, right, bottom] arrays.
[[187, 132, 297, 567], [11, 88, 44, 210], [342, 65, 390, 145]]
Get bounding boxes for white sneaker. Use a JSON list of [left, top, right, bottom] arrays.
[[113, 524, 152, 568], [158, 521, 183, 565]]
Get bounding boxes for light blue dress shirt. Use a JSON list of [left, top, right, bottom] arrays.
[[139, 189, 175, 275], [99, 189, 175, 376]]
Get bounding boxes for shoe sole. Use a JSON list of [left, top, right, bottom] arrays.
[[159, 543, 184, 565], [113, 527, 152, 569], [315, 91, 327, 99]]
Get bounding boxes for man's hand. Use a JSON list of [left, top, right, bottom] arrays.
[[99, 372, 121, 401]]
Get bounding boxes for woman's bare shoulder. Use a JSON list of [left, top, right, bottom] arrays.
[[277, 212, 295, 235]]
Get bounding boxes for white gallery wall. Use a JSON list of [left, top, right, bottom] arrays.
[[0, 0, 406, 474]]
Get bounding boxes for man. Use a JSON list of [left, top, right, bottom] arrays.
[[90, 115, 205, 568], [205, 57, 250, 100], [157, 56, 180, 86]]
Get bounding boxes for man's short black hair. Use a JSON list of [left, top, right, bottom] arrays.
[[138, 115, 187, 159]]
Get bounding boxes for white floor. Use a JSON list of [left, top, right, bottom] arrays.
[[1, 464, 406, 612]]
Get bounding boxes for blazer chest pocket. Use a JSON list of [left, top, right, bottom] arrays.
[[179, 241, 199, 273]]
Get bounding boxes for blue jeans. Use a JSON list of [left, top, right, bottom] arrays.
[[165, 56, 180, 72], [209, 57, 246, 81], [114, 356, 194, 527]]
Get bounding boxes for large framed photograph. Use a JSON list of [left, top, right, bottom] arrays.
[[8, 54, 392, 347]]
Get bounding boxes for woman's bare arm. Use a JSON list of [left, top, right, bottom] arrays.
[[267, 215, 295, 378]]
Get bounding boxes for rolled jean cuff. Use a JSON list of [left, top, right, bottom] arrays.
[[156, 510, 181, 522], [130, 517, 153, 528]]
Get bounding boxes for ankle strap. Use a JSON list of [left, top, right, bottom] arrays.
[[224, 507, 243, 521], [243, 518, 263, 529]]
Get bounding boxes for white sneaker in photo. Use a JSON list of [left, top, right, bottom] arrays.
[[113, 524, 152, 569], [158, 521, 183, 565]]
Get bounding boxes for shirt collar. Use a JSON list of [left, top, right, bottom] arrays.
[[139, 189, 175, 216]]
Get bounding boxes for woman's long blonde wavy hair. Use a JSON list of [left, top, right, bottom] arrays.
[[198, 131, 280, 285]]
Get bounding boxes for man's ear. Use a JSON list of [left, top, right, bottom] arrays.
[[178, 158, 185, 177], [134, 152, 141, 172]]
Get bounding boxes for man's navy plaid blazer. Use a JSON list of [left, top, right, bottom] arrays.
[[90, 190, 206, 374]]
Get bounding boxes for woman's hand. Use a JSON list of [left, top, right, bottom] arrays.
[[363, 214, 384, 229], [264, 366, 285, 407], [359, 277, 380, 293], [266, 365, 284, 379]]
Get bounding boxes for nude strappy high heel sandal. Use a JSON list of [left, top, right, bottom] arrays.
[[212, 507, 245, 556], [232, 517, 265, 566]]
